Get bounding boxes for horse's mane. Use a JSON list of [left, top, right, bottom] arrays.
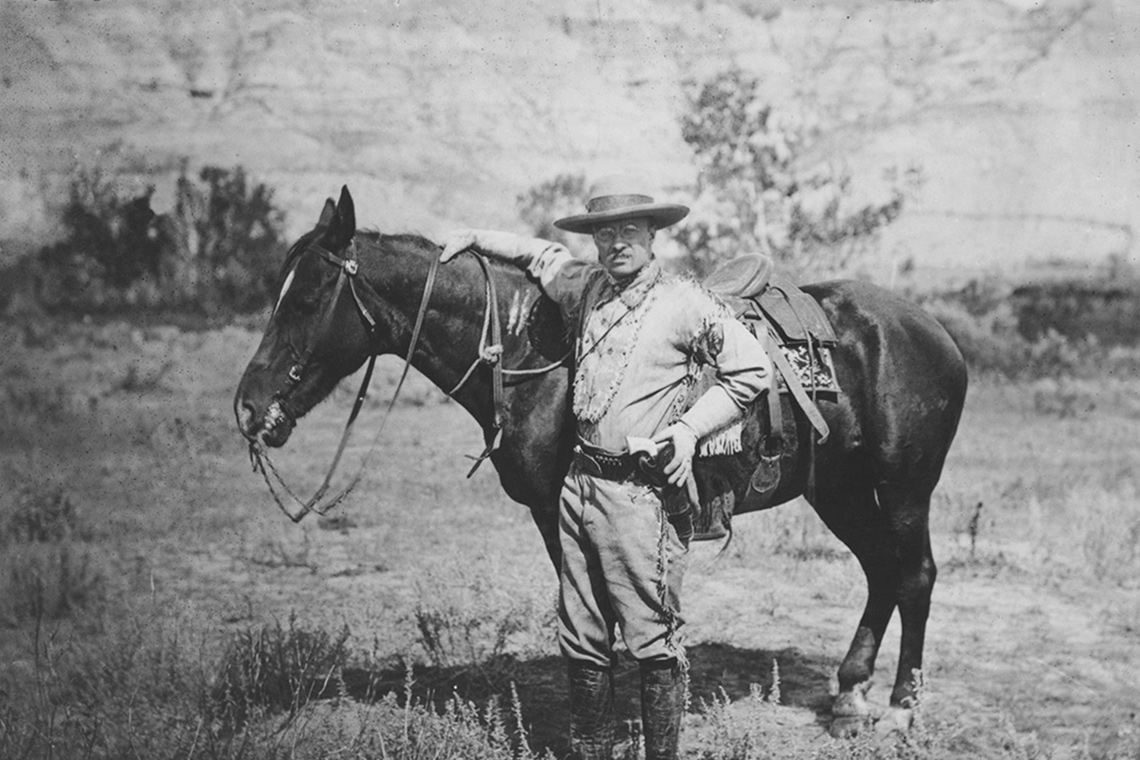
[[357, 229, 535, 285], [357, 229, 435, 251], [279, 226, 535, 292], [279, 229, 320, 276]]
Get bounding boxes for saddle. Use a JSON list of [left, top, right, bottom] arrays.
[[694, 254, 840, 540]]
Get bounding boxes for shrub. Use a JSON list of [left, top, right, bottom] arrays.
[[409, 567, 556, 682], [0, 609, 215, 760], [516, 173, 589, 252], [919, 280, 1127, 379], [244, 680, 544, 760], [3, 482, 83, 543], [0, 480, 109, 628], [160, 162, 286, 314], [671, 68, 915, 279], [0, 610, 545, 760], [32, 157, 287, 316], [34, 162, 164, 312], [1011, 280, 1140, 347], [0, 540, 112, 627], [920, 297, 1030, 377], [209, 614, 351, 729]]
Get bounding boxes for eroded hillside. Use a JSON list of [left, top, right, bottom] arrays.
[[1, 0, 1137, 285]]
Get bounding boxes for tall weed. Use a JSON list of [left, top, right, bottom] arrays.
[[3, 482, 83, 543], [0, 611, 550, 760], [209, 614, 351, 729], [0, 611, 208, 760], [1075, 482, 1140, 585], [0, 480, 111, 628], [409, 564, 556, 680], [1, 541, 113, 626], [241, 673, 548, 760]]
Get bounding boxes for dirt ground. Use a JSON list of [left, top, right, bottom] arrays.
[[2, 318, 1139, 758]]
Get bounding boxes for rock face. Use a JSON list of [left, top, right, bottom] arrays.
[[1, 0, 1138, 283]]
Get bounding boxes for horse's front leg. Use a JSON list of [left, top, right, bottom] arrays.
[[529, 501, 562, 574]]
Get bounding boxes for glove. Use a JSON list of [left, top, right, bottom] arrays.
[[439, 229, 479, 263], [651, 422, 699, 489]]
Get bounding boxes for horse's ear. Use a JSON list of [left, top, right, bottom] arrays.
[[317, 198, 336, 227], [327, 186, 356, 249]]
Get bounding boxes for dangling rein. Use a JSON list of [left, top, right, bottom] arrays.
[[442, 250, 568, 476], [250, 244, 565, 523]]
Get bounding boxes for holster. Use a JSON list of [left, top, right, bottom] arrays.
[[635, 443, 694, 529], [573, 441, 690, 518], [632, 442, 676, 491]]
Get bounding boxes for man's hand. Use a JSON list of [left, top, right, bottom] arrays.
[[439, 229, 478, 263], [652, 422, 698, 488]]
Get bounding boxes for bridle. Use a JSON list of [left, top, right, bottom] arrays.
[[250, 237, 397, 522], [249, 237, 566, 523]]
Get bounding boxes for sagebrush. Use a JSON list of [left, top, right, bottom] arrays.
[[31, 158, 286, 316]]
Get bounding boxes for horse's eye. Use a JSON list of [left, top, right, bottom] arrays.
[[296, 294, 321, 312], [274, 290, 317, 318]]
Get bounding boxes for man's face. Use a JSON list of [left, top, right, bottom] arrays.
[[592, 217, 654, 280]]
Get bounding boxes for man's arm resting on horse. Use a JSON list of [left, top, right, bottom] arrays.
[[437, 229, 592, 303]]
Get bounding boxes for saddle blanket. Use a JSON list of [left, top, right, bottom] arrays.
[[777, 341, 839, 396]]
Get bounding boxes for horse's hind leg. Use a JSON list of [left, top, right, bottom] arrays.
[[821, 487, 897, 725], [878, 483, 936, 713], [812, 481, 934, 733]]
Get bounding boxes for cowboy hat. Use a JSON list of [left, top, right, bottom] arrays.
[[553, 175, 689, 234]]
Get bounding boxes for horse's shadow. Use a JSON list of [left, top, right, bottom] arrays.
[[341, 643, 835, 756]]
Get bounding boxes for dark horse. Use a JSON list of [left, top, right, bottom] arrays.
[[234, 187, 967, 732]]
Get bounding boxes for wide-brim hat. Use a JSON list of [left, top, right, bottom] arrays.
[[553, 175, 689, 234]]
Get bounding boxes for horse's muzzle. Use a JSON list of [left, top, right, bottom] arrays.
[[256, 401, 294, 447], [235, 396, 294, 447], [236, 400, 258, 440]]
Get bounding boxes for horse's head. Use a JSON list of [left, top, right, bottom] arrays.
[[234, 186, 376, 448]]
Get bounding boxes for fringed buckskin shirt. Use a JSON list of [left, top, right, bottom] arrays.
[[501, 236, 772, 452]]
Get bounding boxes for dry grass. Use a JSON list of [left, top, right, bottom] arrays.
[[932, 380, 1140, 586], [0, 475, 117, 629], [2, 318, 1140, 759], [410, 563, 557, 674]]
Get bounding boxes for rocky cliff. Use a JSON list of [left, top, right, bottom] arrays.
[[2, 0, 1137, 286]]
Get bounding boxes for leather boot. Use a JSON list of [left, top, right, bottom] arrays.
[[567, 660, 615, 760], [640, 658, 685, 760]]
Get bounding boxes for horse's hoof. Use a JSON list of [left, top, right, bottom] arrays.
[[831, 682, 878, 737], [829, 715, 869, 738], [874, 706, 913, 737], [831, 682, 871, 717]]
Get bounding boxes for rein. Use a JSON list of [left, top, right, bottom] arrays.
[[250, 239, 439, 523], [442, 250, 569, 476], [250, 241, 566, 521]]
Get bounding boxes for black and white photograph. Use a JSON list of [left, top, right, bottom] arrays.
[[1, 1, 1138, 758]]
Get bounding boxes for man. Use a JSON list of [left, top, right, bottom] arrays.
[[440, 175, 772, 760]]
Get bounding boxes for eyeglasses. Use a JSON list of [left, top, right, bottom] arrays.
[[593, 223, 647, 245]]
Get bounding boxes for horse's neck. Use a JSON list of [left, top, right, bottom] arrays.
[[369, 243, 523, 425]]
